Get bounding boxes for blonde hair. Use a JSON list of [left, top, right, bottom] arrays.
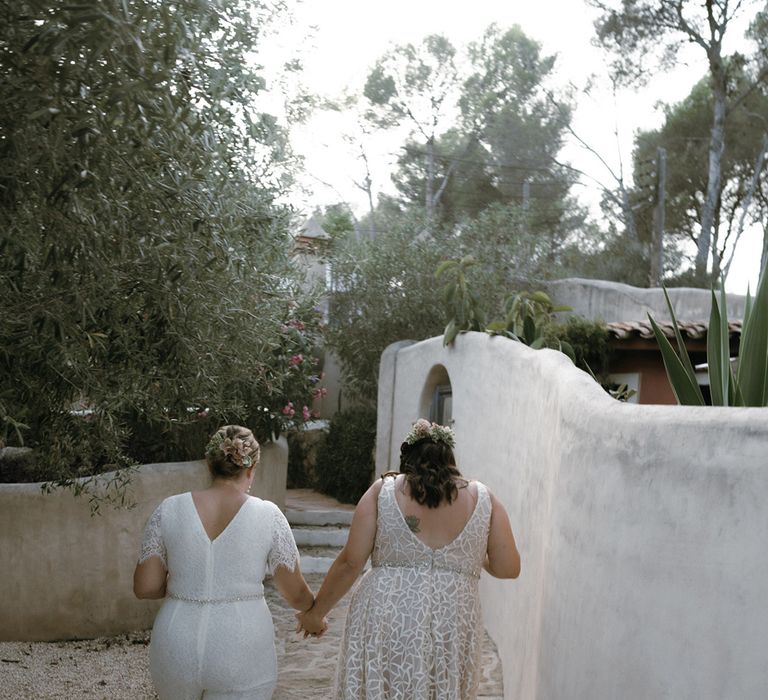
[[205, 425, 260, 479]]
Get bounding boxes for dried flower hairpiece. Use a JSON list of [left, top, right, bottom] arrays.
[[404, 418, 456, 449], [206, 431, 257, 468]]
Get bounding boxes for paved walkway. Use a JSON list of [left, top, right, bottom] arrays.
[[270, 574, 504, 699], [0, 489, 503, 698], [0, 574, 503, 699]]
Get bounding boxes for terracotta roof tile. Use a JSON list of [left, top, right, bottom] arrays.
[[606, 320, 742, 340]]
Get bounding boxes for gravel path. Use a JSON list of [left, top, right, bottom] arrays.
[[0, 575, 503, 699]]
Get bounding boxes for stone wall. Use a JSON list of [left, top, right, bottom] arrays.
[[0, 438, 288, 642], [546, 277, 746, 322], [377, 333, 768, 700]]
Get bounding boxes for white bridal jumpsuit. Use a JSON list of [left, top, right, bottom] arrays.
[[138, 492, 299, 699]]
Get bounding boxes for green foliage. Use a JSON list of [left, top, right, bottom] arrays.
[[380, 25, 584, 239], [649, 271, 768, 405], [436, 255, 576, 359], [457, 201, 570, 287], [632, 71, 768, 281], [320, 204, 356, 243], [0, 0, 319, 492], [545, 317, 634, 400], [326, 200, 581, 401], [486, 290, 572, 350], [558, 223, 652, 287], [436, 256, 486, 345], [546, 317, 612, 377], [314, 407, 377, 505], [363, 34, 458, 131], [325, 214, 446, 403]]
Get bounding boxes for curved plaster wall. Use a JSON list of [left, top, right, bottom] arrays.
[[546, 277, 746, 323], [0, 438, 288, 641], [377, 333, 768, 700]]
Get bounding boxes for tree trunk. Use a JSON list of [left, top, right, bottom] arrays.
[[366, 181, 377, 240], [650, 147, 666, 287], [710, 191, 724, 280], [697, 61, 727, 283], [425, 136, 435, 230]]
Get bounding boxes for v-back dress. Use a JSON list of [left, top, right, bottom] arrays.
[[334, 475, 492, 699], [138, 492, 300, 700]]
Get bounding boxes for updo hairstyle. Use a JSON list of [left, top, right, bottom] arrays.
[[399, 438, 461, 508], [206, 425, 260, 480]]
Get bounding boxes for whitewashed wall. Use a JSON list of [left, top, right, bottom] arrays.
[[0, 439, 288, 641], [546, 277, 746, 323], [377, 333, 768, 700]]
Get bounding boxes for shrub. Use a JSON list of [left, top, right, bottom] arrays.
[[314, 407, 377, 504], [0, 1, 321, 494], [546, 317, 613, 378], [286, 426, 328, 489], [325, 214, 446, 403]]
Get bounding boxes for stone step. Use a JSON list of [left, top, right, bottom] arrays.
[[299, 554, 336, 574], [299, 552, 371, 576], [298, 544, 344, 558], [286, 508, 353, 527], [292, 526, 349, 548]]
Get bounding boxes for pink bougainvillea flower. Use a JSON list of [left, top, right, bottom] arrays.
[[281, 402, 294, 416], [302, 405, 311, 420], [288, 354, 303, 366]]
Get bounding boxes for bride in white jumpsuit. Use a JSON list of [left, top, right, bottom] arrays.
[[134, 425, 327, 699]]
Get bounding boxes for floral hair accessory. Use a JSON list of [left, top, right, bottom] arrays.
[[404, 418, 456, 449], [206, 431, 256, 468]]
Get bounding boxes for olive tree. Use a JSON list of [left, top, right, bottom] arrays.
[[0, 0, 320, 493]]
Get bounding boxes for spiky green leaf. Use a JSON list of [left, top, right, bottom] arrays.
[[707, 289, 728, 405], [662, 287, 704, 402], [435, 260, 458, 277], [648, 314, 705, 405], [736, 267, 768, 405], [443, 319, 458, 346]]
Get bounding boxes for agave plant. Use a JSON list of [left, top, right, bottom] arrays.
[[648, 269, 768, 406]]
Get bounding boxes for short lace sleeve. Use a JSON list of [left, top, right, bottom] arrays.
[[138, 504, 167, 567], [266, 505, 300, 576]]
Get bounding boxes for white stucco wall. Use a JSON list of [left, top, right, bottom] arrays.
[[546, 277, 746, 322], [377, 333, 768, 700], [0, 438, 288, 642]]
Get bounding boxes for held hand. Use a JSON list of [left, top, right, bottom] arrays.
[[295, 609, 328, 639]]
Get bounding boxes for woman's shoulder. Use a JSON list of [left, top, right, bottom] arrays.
[[156, 492, 190, 510], [248, 496, 285, 519], [459, 478, 490, 500]]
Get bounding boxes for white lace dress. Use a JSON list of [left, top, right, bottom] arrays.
[[138, 492, 299, 700], [334, 476, 492, 699]]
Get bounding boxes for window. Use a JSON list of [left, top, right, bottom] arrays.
[[430, 384, 453, 425]]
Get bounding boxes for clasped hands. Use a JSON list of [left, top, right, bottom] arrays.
[[295, 603, 328, 639]]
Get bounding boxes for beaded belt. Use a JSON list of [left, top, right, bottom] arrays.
[[168, 592, 264, 604], [372, 561, 480, 580]]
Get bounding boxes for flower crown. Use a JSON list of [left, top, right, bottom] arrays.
[[404, 419, 456, 449], [206, 431, 257, 468]]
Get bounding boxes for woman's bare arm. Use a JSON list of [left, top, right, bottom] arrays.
[[271, 561, 315, 613], [133, 557, 168, 599], [298, 480, 380, 628], [484, 490, 521, 579]]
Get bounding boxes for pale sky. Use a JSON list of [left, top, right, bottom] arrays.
[[262, 0, 763, 295]]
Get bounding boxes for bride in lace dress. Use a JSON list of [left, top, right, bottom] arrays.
[[133, 425, 326, 699], [297, 419, 521, 699]]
